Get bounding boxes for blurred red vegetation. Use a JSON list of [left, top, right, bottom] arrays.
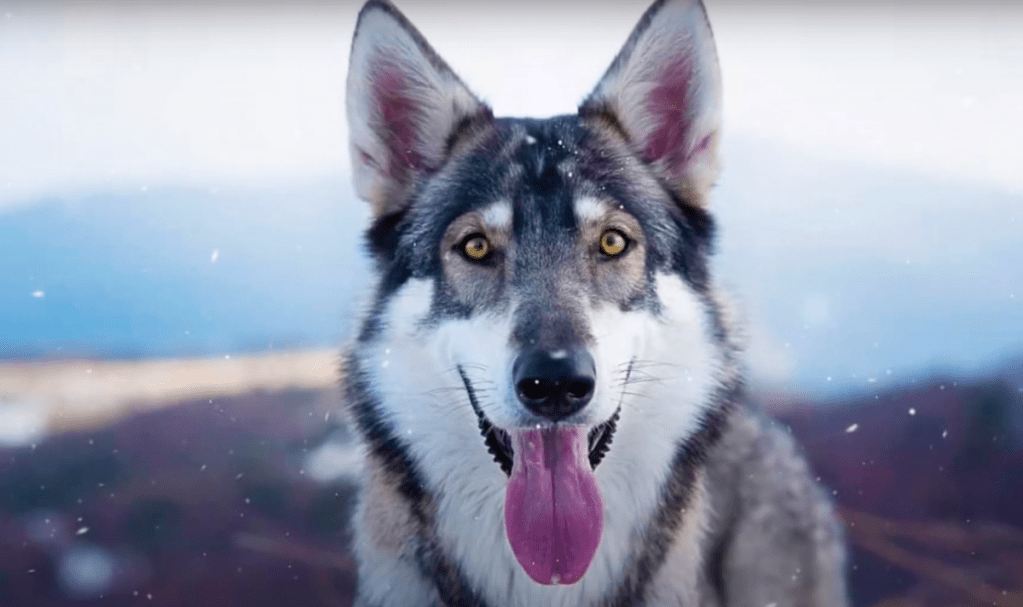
[[774, 375, 1023, 606], [0, 371, 1020, 606]]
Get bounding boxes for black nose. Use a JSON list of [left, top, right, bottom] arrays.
[[513, 348, 596, 421]]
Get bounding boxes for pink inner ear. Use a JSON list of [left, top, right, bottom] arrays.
[[642, 55, 697, 174], [372, 61, 425, 176]]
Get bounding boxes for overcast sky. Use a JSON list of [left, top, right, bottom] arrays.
[[0, 0, 1021, 209]]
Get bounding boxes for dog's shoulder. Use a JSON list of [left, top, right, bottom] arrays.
[[704, 405, 818, 506], [697, 405, 850, 606]]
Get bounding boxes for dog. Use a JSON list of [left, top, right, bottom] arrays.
[[340, 0, 849, 605]]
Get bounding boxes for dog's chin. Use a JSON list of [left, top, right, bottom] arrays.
[[473, 406, 620, 477]]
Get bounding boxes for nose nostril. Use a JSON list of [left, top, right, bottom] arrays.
[[566, 379, 594, 401], [517, 378, 552, 403]]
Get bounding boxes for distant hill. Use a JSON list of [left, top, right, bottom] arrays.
[[0, 180, 370, 359], [711, 137, 1023, 393]]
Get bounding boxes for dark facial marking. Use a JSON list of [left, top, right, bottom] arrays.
[[343, 353, 430, 524]]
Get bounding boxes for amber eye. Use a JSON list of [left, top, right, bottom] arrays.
[[599, 229, 628, 257], [461, 234, 492, 262]]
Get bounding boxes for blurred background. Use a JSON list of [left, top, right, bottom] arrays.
[[1, 0, 1021, 605]]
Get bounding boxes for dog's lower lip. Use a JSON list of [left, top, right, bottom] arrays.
[[482, 418, 514, 475], [473, 407, 620, 476]]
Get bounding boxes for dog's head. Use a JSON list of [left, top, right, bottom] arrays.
[[345, 0, 733, 589]]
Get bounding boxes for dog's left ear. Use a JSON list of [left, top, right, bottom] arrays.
[[580, 0, 722, 208], [346, 0, 491, 218]]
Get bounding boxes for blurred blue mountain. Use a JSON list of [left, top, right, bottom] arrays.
[[1, 179, 370, 359], [713, 137, 1023, 393], [1, 137, 1020, 396]]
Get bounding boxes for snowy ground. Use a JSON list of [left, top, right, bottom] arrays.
[[0, 350, 338, 447]]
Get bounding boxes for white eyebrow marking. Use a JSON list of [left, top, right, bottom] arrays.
[[480, 200, 513, 230], [574, 196, 608, 223]]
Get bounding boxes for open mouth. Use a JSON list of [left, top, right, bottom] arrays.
[[478, 409, 620, 476], [457, 366, 620, 476]]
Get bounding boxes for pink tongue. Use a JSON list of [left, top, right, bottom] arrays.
[[504, 426, 603, 585]]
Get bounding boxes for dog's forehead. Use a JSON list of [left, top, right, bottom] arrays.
[[508, 118, 582, 182], [441, 116, 633, 229], [492, 117, 584, 227]]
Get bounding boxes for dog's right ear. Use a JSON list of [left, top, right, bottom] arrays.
[[346, 0, 490, 218]]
